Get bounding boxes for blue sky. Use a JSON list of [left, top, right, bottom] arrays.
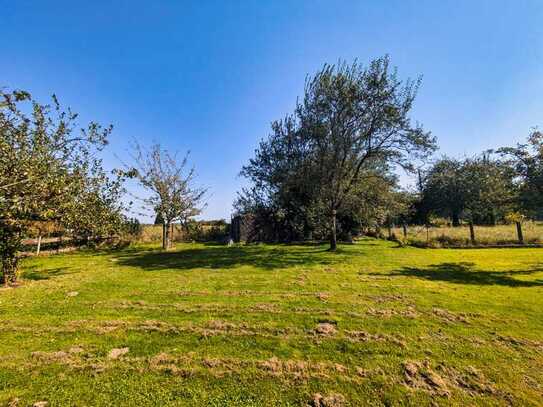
[[2, 1, 542, 220]]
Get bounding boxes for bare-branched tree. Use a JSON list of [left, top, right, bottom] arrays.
[[129, 143, 207, 249]]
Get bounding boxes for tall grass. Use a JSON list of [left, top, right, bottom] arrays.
[[392, 221, 543, 247]]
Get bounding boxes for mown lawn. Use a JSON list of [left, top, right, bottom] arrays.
[[0, 239, 542, 406]]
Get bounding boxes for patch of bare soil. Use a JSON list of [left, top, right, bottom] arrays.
[[108, 347, 129, 360], [365, 294, 407, 303], [250, 303, 280, 313], [403, 360, 499, 398], [495, 335, 543, 351], [258, 357, 346, 381], [30, 346, 94, 369], [308, 392, 345, 407], [315, 323, 337, 336], [432, 308, 470, 324], [148, 352, 193, 377], [367, 306, 418, 319], [344, 330, 406, 347], [354, 366, 384, 378], [316, 292, 330, 302], [7, 398, 20, 407]]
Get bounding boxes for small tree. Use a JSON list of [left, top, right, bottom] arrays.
[[129, 143, 207, 249]]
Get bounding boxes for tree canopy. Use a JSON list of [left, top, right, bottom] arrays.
[[0, 89, 125, 284], [238, 56, 436, 249]]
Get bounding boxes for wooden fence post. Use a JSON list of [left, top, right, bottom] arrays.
[[36, 235, 42, 255], [516, 221, 524, 244], [469, 221, 476, 245]]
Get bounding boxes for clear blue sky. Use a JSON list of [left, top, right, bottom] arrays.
[[2, 1, 542, 221]]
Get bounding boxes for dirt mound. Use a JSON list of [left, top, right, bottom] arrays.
[[315, 323, 337, 336], [403, 360, 499, 398], [308, 392, 345, 407], [108, 347, 129, 360]]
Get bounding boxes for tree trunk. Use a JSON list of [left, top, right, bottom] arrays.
[[164, 222, 172, 249], [0, 225, 20, 285], [452, 212, 460, 227], [162, 222, 167, 249], [469, 221, 476, 245], [402, 223, 408, 239], [1, 256, 18, 286], [387, 222, 392, 239], [330, 209, 337, 251], [516, 221, 524, 244], [36, 235, 42, 255]]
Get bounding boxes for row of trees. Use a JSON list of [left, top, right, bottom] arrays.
[[417, 134, 543, 227], [1, 89, 206, 284], [236, 57, 542, 249]]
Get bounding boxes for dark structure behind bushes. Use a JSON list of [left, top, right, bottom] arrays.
[[230, 214, 277, 243]]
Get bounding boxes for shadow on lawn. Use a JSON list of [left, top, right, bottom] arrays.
[[115, 243, 338, 271], [384, 262, 543, 287], [22, 266, 75, 281]]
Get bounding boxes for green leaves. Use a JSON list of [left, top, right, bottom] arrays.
[[238, 57, 435, 244], [0, 88, 123, 283]]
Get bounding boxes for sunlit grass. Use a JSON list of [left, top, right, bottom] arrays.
[[0, 239, 542, 406]]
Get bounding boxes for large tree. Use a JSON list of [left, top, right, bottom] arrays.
[[239, 57, 435, 249], [129, 143, 207, 249], [0, 89, 123, 284], [296, 56, 435, 249]]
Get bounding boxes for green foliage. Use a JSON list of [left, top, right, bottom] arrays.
[[497, 129, 543, 218], [420, 155, 515, 226], [0, 89, 124, 283], [238, 56, 435, 248]]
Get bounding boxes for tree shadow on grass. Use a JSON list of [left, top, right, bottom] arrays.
[[21, 266, 75, 281], [382, 262, 543, 287], [114, 243, 339, 272]]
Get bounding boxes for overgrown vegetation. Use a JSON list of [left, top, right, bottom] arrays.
[[0, 240, 541, 405]]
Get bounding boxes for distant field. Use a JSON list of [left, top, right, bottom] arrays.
[[1, 240, 542, 406], [393, 221, 543, 247]]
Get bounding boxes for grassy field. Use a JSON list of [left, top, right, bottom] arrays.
[[0, 239, 542, 406], [393, 222, 543, 247]]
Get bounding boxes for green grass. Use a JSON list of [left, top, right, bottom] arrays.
[[393, 221, 543, 247], [1, 239, 542, 406]]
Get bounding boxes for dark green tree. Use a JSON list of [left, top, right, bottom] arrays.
[[420, 156, 515, 226], [497, 129, 543, 218], [239, 57, 435, 249], [296, 56, 435, 249]]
